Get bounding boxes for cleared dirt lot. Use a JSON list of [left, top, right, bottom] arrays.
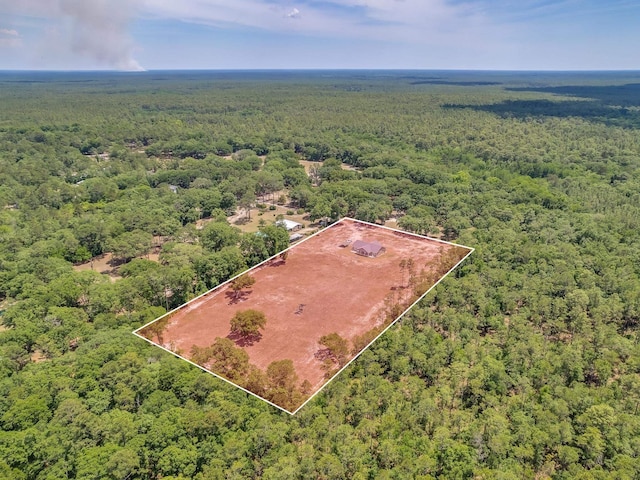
[[137, 218, 471, 411]]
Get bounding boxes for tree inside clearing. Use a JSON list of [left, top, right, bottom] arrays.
[[229, 309, 267, 344]]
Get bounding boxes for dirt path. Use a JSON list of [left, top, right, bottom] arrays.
[[74, 253, 118, 275]]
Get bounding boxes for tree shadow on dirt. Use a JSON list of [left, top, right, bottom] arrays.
[[233, 217, 250, 226], [268, 259, 286, 267], [107, 255, 135, 268], [314, 348, 333, 362], [227, 330, 262, 347], [315, 349, 340, 379], [225, 290, 252, 305], [389, 285, 407, 291]]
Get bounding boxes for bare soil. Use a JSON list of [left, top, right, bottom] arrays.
[[298, 159, 357, 174], [30, 350, 48, 363], [139, 218, 470, 410]]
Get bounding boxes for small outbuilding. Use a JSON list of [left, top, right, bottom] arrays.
[[276, 219, 303, 231], [351, 240, 385, 258], [289, 233, 304, 242]]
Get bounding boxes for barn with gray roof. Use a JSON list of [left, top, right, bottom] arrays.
[[351, 240, 385, 258]]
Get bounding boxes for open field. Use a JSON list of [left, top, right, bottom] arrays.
[[73, 252, 161, 281], [298, 159, 357, 174], [224, 205, 312, 234], [136, 218, 472, 412]]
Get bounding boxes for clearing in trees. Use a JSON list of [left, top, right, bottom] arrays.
[[135, 218, 472, 413]]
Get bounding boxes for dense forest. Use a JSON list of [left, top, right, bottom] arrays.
[[0, 70, 639, 479]]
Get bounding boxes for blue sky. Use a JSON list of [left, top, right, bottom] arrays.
[[1, 0, 639, 70]]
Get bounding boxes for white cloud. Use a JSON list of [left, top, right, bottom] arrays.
[[2, 0, 508, 60], [286, 8, 300, 19], [142, 0, 500, 45], [134, 0, 522, 68], [9, 0, 636, 69], [0, 27, 21, 48]]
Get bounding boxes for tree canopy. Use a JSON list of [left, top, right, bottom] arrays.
[[1, 70, 640, 478], [229, 309, 267, 339]]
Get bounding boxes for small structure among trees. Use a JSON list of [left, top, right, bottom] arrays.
[[276, 219, 303, 231], [351, 239, 386, 258], [289, 233, 303, 243]]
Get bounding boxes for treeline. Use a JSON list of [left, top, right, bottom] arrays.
[[188, 337, 311, 412]]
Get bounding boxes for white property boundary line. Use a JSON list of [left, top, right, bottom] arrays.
[[132, 217, 474, 415]]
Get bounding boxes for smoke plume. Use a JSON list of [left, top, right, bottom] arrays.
[[58, 0, 144, 70]]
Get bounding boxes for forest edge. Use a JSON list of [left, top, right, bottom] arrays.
[[132, 217, 474, 414]]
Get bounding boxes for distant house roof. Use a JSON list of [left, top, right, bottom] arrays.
[[168, 184, 179, 194], [351, 240, 385, 257], [276, 219, 302, 231], [289, 233, 304, 242]]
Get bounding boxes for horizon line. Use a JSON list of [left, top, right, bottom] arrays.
[[2, 68, 640, 74]]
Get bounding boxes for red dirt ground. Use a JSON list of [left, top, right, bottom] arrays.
[[138, 218, 471, 410]]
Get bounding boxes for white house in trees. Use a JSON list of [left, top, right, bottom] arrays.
[[276, 219, 303, 231]]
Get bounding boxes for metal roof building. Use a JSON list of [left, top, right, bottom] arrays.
[[351, 240, 385, 258], [276, 219, 303, 231]]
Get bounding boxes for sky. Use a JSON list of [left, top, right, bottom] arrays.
[[0, 0, 639, 71]]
